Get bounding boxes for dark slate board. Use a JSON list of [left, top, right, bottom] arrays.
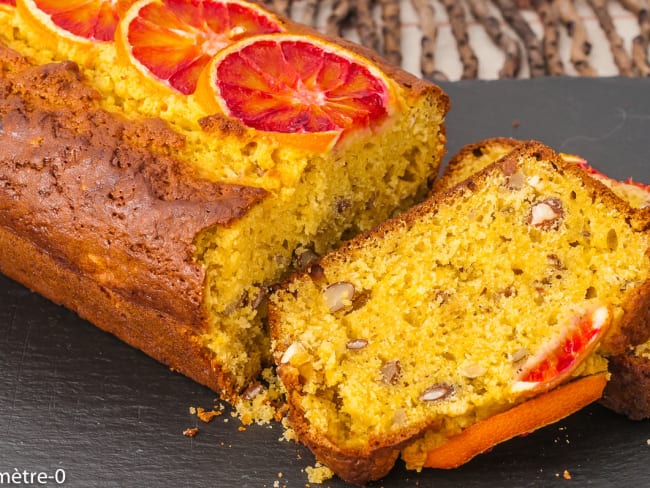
[[1, 77, 649, 487]]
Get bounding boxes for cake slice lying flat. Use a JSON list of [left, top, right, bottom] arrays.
[[269, 142, 650, 484], [438, 138, 650, 420]]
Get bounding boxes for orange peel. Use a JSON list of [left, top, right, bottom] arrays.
[[417, 373, 608, 469]]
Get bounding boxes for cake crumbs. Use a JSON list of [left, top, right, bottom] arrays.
[[280, 417, 298, 442], [238, 426, 247, 432], [305, 463, 334, 484], [646, 439, 650, 445], [563, 469, 572, 480], [232, 368, 289, 426], [189, 406, 197, 415], [196, 407, 222, 423], [182, 427, 199, 437]]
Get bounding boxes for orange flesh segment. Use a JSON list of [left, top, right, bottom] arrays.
[[214, 37, 390, 134], [421, 373, 608, 469], [0, 0, 15, 6], [512, 305, 610, 394], [561, 153, 650, 191], [30, 0, 123, 41], [124, 0, 282, 94]]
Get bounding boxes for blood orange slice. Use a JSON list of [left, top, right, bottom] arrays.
[[117, 0, 284, 95], [17, 0, 136, 43], [512, 304, 611, 394], [195, 33, 395, 151]]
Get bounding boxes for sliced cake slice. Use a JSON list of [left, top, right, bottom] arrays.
[[269, 142, 650, 484], [436, 137, 650, 420]]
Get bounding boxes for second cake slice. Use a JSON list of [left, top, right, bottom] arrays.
[[269, 142, 650, 484]]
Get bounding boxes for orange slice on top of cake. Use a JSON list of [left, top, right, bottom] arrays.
[[195, 33, 397, 152], [17, 0, 135, 43], [117, 0, 284, 94]]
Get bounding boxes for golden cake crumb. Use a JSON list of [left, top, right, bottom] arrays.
[[279, 418, 298, 443], [305, 464, 334, 484], [563, 469, 572, 480], [196, 407, 222, 423], [182, 427, 199, 438]]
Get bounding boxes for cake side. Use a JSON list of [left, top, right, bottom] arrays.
[[269, 142, 650, 483], [0, 46, 270, 394], [601, 349, 650, 420]]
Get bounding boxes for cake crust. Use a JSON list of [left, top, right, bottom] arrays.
[[601, 352, 650, 420], [0, 45, 269, 398]]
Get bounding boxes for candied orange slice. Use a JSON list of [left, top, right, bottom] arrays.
[[117, 0, 284, 95], [18, 0, 135, 42], [195, 33, 395, 151], [512, 304, 610, 394], [419, 373, 607, 469]]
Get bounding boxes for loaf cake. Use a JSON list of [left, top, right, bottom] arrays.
[[436, 138, 650, 421], [269, 142, 650, 484], [0, 1, 449, 401]]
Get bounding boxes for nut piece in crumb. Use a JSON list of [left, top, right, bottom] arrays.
[[528, 198, 564, 229], [242, 381, 266, 400], [459, 363, 487, 378], [511, 347, 529, 363], [280, 341, 310, 365], [346, 338, 369, 350], [420, 383, 455, 402], [295, 248, 319, 270], [182, 427, 199, 437], [381, 360, 402, 385], [323, 281, 355, 312], [506, 171, 526, 190], [307, 263, 327, 285]]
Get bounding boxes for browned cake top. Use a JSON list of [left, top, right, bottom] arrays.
[[0, 44, 267, 325]]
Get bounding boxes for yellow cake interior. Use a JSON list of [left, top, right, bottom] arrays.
[[271, 151, 650, 465]]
